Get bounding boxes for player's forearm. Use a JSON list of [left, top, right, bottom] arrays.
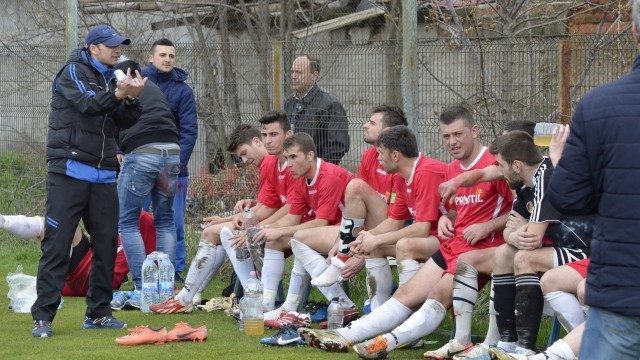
[[368, 217, 405, 236], [482, 213, 509, 233], [376, 221, 430, 246], [260, 205, 290, 226], [278, 218, 329, 237]]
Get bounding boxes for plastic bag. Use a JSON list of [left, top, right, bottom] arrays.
[[6, 265, 37, 313]]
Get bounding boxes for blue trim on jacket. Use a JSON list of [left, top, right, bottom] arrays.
[[65, 159, 116, 183]]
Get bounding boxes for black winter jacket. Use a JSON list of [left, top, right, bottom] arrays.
[[284, 84, 350, 165], [117, 81, 179, 153], [47, 48, 140, 171]]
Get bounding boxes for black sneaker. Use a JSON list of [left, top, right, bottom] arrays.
[[82, 316, 127, 329], [32, 320, 52, 338]]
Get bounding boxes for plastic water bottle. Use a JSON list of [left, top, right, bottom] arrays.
[[327, 297, 344, 329], [237, 207, 259, 260], [141, 254, 159, 312], [158, 253, 175, 303], [242, 271, 264, 335], [238, 297, 246, 332]]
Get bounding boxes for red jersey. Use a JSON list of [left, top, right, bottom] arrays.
[[257, 155, 276, 206], [259, 155, 296, 209], [289, 158, 354, 225], [358, 147, 396, 207], [389, 154, 447, 236], [446, 147, 513, 242]]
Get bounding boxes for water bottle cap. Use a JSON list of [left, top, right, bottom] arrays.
[[250, 271, 256, 277]]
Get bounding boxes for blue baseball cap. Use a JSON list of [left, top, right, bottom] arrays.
[[85, 25, 131, 47]]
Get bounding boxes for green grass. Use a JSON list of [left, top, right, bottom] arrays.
[[0, 232, 560, 359]]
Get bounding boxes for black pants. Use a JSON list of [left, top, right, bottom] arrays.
[[31, 173, 118, 322]]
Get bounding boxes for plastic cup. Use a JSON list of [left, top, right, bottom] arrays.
[[533, 122, 559, 147]]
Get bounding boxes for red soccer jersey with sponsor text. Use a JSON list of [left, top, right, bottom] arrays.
[[389, 154, 447, 236], [289, 158, 354, 225], [446, 147, 513, 243]]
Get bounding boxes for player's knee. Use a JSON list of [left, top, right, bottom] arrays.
[[513, 250, 536, 272], [539, 270, 559, 294], [345, 178, 368, 198], [494, 243, 515, 269], [395, 238, 412, 259]]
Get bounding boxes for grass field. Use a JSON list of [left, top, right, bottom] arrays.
[[0, 230, 559, 359]]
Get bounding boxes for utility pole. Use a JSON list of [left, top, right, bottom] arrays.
[[401, 1, 418, 144], [66, 0, 78, 54]]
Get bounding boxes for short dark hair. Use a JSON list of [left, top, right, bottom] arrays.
[[114, 59, 141, 78], [283, 132, 316, 157], [259, 110, 291, 132], [227, 124, 261, 152], [489, 131, 542, 166], [375, 125, 419, 158], [439, 106, 475, 128], [503, 120, 536, 137], [151, 38, 175, 53], [299, 54, 321, 73], [371, 105, 408, 128]]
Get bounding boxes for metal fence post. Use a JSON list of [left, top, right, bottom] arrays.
[[402, 1, 418, 144], [65, 0, 78, 54], [272, 40, 284, 109]]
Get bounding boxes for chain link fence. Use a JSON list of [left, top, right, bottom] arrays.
[[0, 35, 636, 249]]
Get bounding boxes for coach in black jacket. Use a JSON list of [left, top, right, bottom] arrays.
[[31, 25, 145, 338]]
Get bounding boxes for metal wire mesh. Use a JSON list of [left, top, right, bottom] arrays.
[[0, 34, 636, 242]]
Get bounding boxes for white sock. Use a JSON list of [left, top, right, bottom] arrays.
[[262, 248, 285, 311], [2, 215, 43, 239], [484, 279, 500, 346], [178, 240, 219, 305], [530, 339, 575, 360], [398, 259, 421, 286], [366, 258, 393, 310], [220, 226, 255, 287], [382, 299, 447, 352], [337, 297, 412, 343], [291, 239, 355, 308], [197, 245, 226, 294], [281, 257, 309, 312], [545, 291, 585, 332], [453, 262, 478, 345]]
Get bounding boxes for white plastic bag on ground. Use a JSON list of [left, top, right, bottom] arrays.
[[6, 265, 37, 313]]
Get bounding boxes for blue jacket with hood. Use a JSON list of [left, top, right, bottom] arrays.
[[548, 55, 640, 317], [142, 63, 198, 177]]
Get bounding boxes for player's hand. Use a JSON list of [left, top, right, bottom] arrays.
[[506, 211, 528, 231], [549, 124, 570, 167], [116, 154, 124, 167], [115, 69, 146, 99], [230, 231, 248, 249], [231, 214, 244, 231], [341, 254, 365, 280], [201, 215, 224, 229], [326, 241, 340, 265], [509, 225, 540, 250], [462, 223, 491, 245], [356, 231, 379, 255], [438, 215, 455, 240], [253, 227, 282, 243], [234, 199, 257, 213], [439, 179, 458, 205]]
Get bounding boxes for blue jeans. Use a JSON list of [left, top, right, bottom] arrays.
[[142, 176, 188, 273], [579, 307, 640, 359], [118, 151, 180, 290], [173, 176, 188, 273]]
